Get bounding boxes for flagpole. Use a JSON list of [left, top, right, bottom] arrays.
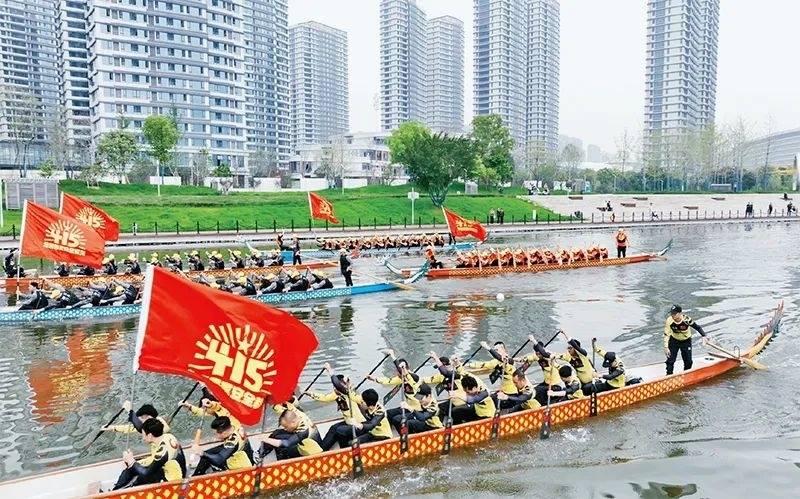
[[441, 207, 455, 244], [16, 201, 29, 299]]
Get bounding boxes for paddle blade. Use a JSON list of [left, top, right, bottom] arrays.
[[741, 356, 767, 370], [539, 411, 551, 440], [383, 386, 401, 405]]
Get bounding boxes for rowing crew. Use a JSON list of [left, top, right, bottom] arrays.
[[149, 249, 287, 272], [192, 268, 336, 295], [264, 331, 628, 459], [449, 245, 610, 268], [17, 279, 141, 311], [316, 233, 448, 251]]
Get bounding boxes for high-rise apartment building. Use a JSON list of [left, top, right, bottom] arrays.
[[0, 0, 58, 165], [473, 0, 559, 152], [289, 21, 348, 150], [426, 16, 464, 135], [243, 0, 290, 164], [379, 0, 427, 131], [644, 0, 719, 144], [87, 0, 248, 170], [54, 0, 91, 148], [526, 0, 559, 151]]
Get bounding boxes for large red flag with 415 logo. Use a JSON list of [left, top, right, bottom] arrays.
[[308, 191, 339, 224], [134, 267, 319, 425], [60, 192, 120, 241], [20, 201, 106, 268], [442, 207, 488, 242]]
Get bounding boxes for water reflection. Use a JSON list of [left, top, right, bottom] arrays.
[[630, 481, 698, 498], [28, 328, 121, 425]]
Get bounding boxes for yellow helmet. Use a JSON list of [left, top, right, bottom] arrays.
[[114, 285, 124, 294], [251, 250, 261, 257], [314, 271, 327, 279], [151, 252, 159, 258], [50, 289, 62, 299], [191, 250, 199, 257], [107, 254, 115, 260], [102, 257, 110, 264], [172, 253, 180, 260], [210, 282, 221, 289], [237, 275, 247, 285], [127, 253, 137, 261], [233, 250, 242, 257], [266, 273, 277, 281]]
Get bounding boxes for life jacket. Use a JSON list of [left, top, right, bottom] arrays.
[[222, 431, 251, 470], [616, 233, 628, 247]]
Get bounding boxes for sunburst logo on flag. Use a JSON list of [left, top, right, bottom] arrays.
[[74, 207, 105, 230], [318, 200, 333, 216], [188, 323, 276, 409], [44, 220, 87, 256]]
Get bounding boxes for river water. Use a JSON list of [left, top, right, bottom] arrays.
[[0, 222, 798, 498]]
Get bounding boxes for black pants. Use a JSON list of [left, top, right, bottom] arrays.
[[617, 246, 626, 258], [320, 421, 350, 451], [342, 270, 353, 287], [390, 414, 432, 434], [534, 383, 563, 406], [582, 380, 616, 394], [293, 253, 302, 265], [666, 336, 693, 374], [113, 466, 163, 490], [490, 393, 517, 411], [260, 428, 321, 461], [192, 444, 226, 476], [450, 405, 484, 425]]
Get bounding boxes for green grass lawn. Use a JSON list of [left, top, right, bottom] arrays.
[[0, 181, 557, 236]]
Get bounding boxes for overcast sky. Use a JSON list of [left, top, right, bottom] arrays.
[[289, 0, 799, 152]]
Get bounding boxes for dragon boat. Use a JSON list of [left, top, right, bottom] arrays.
[[280, 242, 476, 261], [1, 261, 337, 291], [389, 240, 672, 279], [0, 301, 781, 499]]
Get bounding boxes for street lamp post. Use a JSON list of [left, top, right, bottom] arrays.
[[407, 188, 419, 225]]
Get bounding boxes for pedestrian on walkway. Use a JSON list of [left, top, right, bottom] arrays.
[[497, 208, 505, 224], [768, 203, 773, 216], [489, 209, 496, 224]]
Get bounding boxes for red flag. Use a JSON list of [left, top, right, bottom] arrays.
[[308, 191, 339, 224], [20, 201, 106, 268], [60, 192, 120, 241], [442, 207, 488, 242], [134, 267, 319, 425]]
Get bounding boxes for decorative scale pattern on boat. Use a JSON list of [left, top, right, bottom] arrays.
[[424, 255, 654, 279], [597, 375, 684, 412], [256, 449, 351, 492], [185, 468, 257, 498]]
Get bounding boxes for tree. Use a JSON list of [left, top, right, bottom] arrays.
[[48, 107, 72, 179], [316, 136, 350, 191], [388, 122, 476, 206], [522, 139, 558, 182], [471, 115, 515, 186], [142, 114, 180, 177], [722, 117, 754, 192], [248, 148, 279, 180], [614, 129, 635, 192], [212, 163, 232, 177], [0, 87, 45, 178], [474, 160, 501, 189], [97, 116, 138, 183], [189, 148, 210, 186], [560, 144, 583, 182], [38, 159, 55, 179]]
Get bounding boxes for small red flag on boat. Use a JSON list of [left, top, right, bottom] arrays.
[[442, 207, 488, 242], [60, 192, 120, 241], [308, 191, 340, 224], [20, 201, 106, 268], [134, 267, 319, 425]]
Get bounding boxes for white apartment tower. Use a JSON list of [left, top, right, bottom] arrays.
[[243, 0, 290, 164], [526, 0, 559, 151], [644, 0, 719, 144], [54, 0, 91, 148], [473, 0, 559, 151], [426, 16, 464, 135], [379, 0, 427, 131], [0, 0, 58, 165], [289, 21, 349, 150]]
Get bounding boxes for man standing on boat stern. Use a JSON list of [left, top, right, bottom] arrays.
[[664, 305, 711, 375], [615, 228, 628, 258]]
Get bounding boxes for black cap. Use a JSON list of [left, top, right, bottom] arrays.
[[670, 305, 682, 314], [567, 338, 581, 349], [602, 352, 617, 368], [417, 383, 432, 396]]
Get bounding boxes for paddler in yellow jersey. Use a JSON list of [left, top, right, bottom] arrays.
[[180, 388, 242, 430], [306, 362, 366, 451], [447, 373, 496, 424], [112, 418, 185, 490], [425, 352, 468, 414], [333, 388, 393, 447], [257, 396, 320, 462], [466, 341, 518, 408], [519, 335, 564, 405], [102, 401, 171, 435], [547, 365, 585, 402], [495, 369, 540, 413], [664, 304, 711, 375], [554, 331, 595, 388], [394, 383, 443, 434], [259, 409, 323, 461], [192, 416, 251, 476], [365, 349, 422, 432], [583, 341, 626, 394]]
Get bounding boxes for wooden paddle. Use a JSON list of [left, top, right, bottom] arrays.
[[354, 353, 391, 391], [77, 406, 126, 457], [435, 344, 483, 396], [540, 379, 553, 440], [167, 381, 200, 423], [296, 367, 326, 402], [383, 358, 428, 404], [707, 342, 766, 370]]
